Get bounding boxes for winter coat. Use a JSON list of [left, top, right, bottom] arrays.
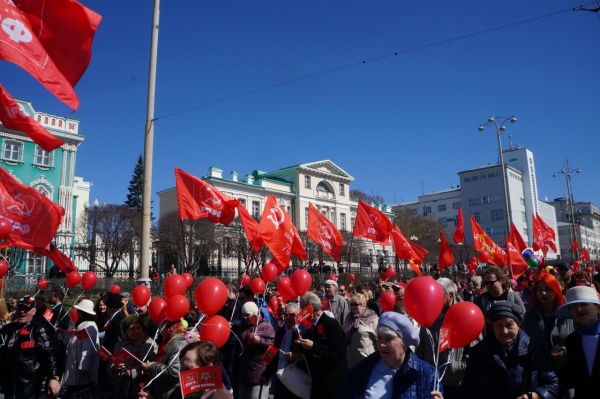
[[59, 320, 100, 387], [146, 334, 188, 399], [324, 294, 350, 325], [0, 317, 60, 398], [561, 330, 600, 399], [339, 350, 441, 399], [238, 318, 275, 385], [474, 290, 526, 336], [109, 333, 158, 399], [342, 308, 378, 368], [462, 329, 558, 399]]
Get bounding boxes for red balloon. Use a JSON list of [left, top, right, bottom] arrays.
[[70, 309, 79, 324], [469, 256, 477, 264], [199, 315, 231, 348], [348, 273, 356, 282], [163, 274, 186, 298], [182, 273, 194, 289], [404, 276, 445, 328], [328, 275, 337, 281], [0, 219, 11, 240], [380, 291, 397, 312], [385, 267, 396, 279], [66, 271, 81, 288], [38, 278, 48, 290], [148, 297, 167, 323], [291, 270, 312, 296], [477, 250, 490, 263], [195, 278, 228, 316], [132, 285, 151, 307], [110, 284, 121, 294], [281, 285, 298, 301], [165, 295, 190, 322], [240, 274, 251, 287], [269, 297, 280, 320], [0, 260, 8, 278], [250, 278, 266, 294], [262, 263, 278, 282], [81, 271, 98, 290], [532, 241, 542, 252], [277, 277, 291, 293], [572, 261, 581, 270], [442, 302, 484, 349]]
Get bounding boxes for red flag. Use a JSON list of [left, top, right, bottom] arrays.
[[179, 366, 223, 396], [96, 347, 111, 362], [506, 228, 528, 279], [110, 349, 132, 365], [453, 206, 464, 245], [390, 228, 419, 262], [532, 214, 549, 255], [352, 200, 393, 244], [536, 214, 557, 253], [470, 215, 506, 266], [236, 203, 263, 252], [42, 308, 53, 324], [258, 195, 306, 266], [295, 304, 314, 325], [439, 325, 450, 352], [509, 223, 527, 253], [307, 203, 343, 262], [581, 248, 590, 265], [409, 240, 428, 265], [261, 344, 279, 365], [33, 243, 77, 274], [572, 239, 579, 254], [0, 1, 101, 109], [0, 85, 64, 151], [174, 168, 239, 225], [0, 166, 64, 251], [438, 232, 454, 270]]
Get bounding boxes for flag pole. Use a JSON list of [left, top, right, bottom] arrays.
[[179, 219, 189, 273], [344, 235, 355, 285], [140, 0, 160, 282]]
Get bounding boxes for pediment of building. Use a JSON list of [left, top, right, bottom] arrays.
[[300, 160, 355, 182]]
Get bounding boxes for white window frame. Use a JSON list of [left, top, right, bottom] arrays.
[[33, 146, 53, 167], [2, 140, 23, 162]]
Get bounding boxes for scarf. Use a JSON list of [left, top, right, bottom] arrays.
[[574, 319, 600, 336]]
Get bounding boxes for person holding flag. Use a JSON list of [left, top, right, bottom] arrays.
[[55, 299, 100, 397]]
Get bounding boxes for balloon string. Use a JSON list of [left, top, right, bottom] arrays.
[[141, 319, 168, 363], [55, 291, 84, 328], [425, 328, 441, 392]]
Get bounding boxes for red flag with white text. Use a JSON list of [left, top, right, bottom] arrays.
[[352, 200, 393, 244], [236, 203, 263, 252], [0, 166, 64, 251], [0, 85, 64, 151], [536, 214, 557, 253], [258, 195, 306, 266], [506, 228, 528, 279], [307, 203, 343, 262], [175, 168, 239, 225], [438, 232, 454, 270], [453, 206, 464, 245], [470, 215, 506, 266]]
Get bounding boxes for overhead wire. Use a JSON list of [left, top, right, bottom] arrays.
[[154, 4, 592, 122]]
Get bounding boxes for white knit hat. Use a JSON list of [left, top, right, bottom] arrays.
[[556, 286, 600, 319]]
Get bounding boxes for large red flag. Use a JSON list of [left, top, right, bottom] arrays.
[[506, 228, 528, 279], [258, 195, 306, 266], [0, 1, 101, 109], [389, 227, 424, 275], [236, 204, 263, 252], [438, 232, 454, 270], [0, 166, 64, 251], [352, 200, 393, 244], [33, 243, 76, 273], [536, 214, 557, 253], [572, 239, 579, 254], [174, 168, 239, 225], [509, 223, 527, 253], [470, 215, 506, 266], [307, 203, 343, 262], [532, 214, 549, 255], [0, 85, 64, 152], [453, 206, 464, 245]]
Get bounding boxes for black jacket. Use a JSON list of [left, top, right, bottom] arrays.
[[0, 318, 59, 398], [562, 330, 600, 399]]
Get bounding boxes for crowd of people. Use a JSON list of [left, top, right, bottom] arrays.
[[0, 262, 599, 399]]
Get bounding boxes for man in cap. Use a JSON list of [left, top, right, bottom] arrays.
[[97, 292, 126, 394], [0, 295, 61, 398], [322, 279, 350, 325]]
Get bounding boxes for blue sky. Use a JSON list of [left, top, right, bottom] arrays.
[[3, 1, 599, 209]]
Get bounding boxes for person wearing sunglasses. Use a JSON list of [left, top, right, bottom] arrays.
[[474, 266, 526, 337], [343, 293, 379, 368]]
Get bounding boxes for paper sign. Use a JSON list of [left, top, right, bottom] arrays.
[[261, 344, 278, 364], [110, 348, 132, 365], [75, 328, 89, 340], [179, 365, 223, 397], [43, 308, 54, 324], [96, 346, 112, 362], [438, 326, 450, 353]]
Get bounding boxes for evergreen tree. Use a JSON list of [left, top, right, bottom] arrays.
[[125, 155, 154, 220]]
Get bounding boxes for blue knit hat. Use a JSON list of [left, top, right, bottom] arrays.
[[378, 312, 419, 347]]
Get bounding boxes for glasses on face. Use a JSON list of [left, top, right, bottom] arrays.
[[284, 313, 296, 318], [483, 280, 498, 286], [339, 289, 345, 293]]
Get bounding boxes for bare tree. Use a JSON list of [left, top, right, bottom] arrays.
[[350, 189, 385, 205]]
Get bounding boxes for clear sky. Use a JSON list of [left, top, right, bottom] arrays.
[[2, 1, 599, 210]]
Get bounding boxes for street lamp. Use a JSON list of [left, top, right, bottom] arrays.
[[553, 159, 581, 260], [478, 116, 517, 238]]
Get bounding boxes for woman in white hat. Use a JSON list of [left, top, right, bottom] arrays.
[[556, 286, 600, 399], [56, 298, 100, 397]]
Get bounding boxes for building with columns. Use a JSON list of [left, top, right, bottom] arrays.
[[0, 99, 87, 275], [158, 160, 394, 273]]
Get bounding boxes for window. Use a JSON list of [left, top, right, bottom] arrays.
[[521, 211, 527, 222], [339, 183, 345, 196], [437, 204, 446, 212], [469, 198, 482, 206], [411, 208, 418, 216], [423, 206, 431, 216], [27, 253, 44, 274], [238, 198, 246, 207], [252, 201, 260, 218], [520, 198, 525, 206], [351, 212, 356, 230], [439, 217, 448, 227], [34, 146, 53, 167], [473, 212, 481, 223], [340, 213, 347, 231], [2, 140, 22, 162], [304, 176, 311, 189], [491, 209, 504, 221], [452, 202, 461, 210]]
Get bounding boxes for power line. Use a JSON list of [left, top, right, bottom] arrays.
[[155, 4, 585, 122]]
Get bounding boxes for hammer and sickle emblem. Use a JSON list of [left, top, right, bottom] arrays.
[[368, 213, 378, 226], [320, 224, 333, 240], [267, 206, 285, 229], [203, 187, 222, 206]]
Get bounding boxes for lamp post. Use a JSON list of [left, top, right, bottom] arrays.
[[478, 116, 517, 238], [84, 199, 100, 273], [553, 159, 581, 261]]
